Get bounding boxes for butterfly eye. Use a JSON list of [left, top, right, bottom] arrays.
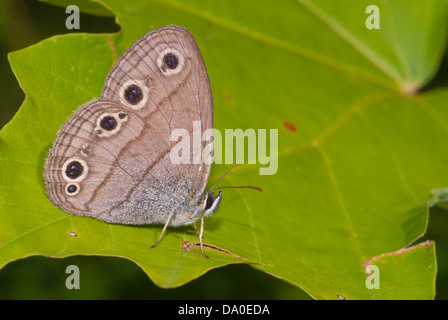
[[203, 192, 222, 216], [204, 194, 214, 210]]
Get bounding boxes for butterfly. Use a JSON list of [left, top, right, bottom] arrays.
[[45, 25, 259, 258]]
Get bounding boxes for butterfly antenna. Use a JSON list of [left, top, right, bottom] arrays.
[[209, 161, 241, 192], [210, 160, 262, 193], [212, 185, 262, 192]]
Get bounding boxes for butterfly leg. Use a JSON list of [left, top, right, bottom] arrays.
[[151, 208, 176, 249], [193, 221, 200, 237], [199, 216, 209, 259]]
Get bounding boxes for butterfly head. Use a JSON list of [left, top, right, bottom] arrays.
[[202, 191, 222, 217]]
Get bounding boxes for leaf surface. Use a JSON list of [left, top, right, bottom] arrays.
[[1, 0, 447, 299]]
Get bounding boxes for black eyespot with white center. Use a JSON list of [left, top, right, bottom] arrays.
[[124, 84, 143, 105], [65, 182, 80, 196], [163, 52, 178, 69], [67, 184, 78, 193], [157, 48, 184, 76], [95, 112, 127, 138], [62, 158, 88, 182], [119, 80, 150, 110], [65, 161, 83, 179], [100, 116, 118, 131]]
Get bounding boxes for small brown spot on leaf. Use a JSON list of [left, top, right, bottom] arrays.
[[283, 120, 297, 133]]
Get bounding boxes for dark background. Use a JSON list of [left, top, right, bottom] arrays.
[[0, 0, 447, 300]]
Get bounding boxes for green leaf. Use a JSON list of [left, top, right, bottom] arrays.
[[1, 0, 447, 299]]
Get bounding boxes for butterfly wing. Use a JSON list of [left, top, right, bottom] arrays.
[[45, 26, 213, 225], [103, 25, 213, 197]]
